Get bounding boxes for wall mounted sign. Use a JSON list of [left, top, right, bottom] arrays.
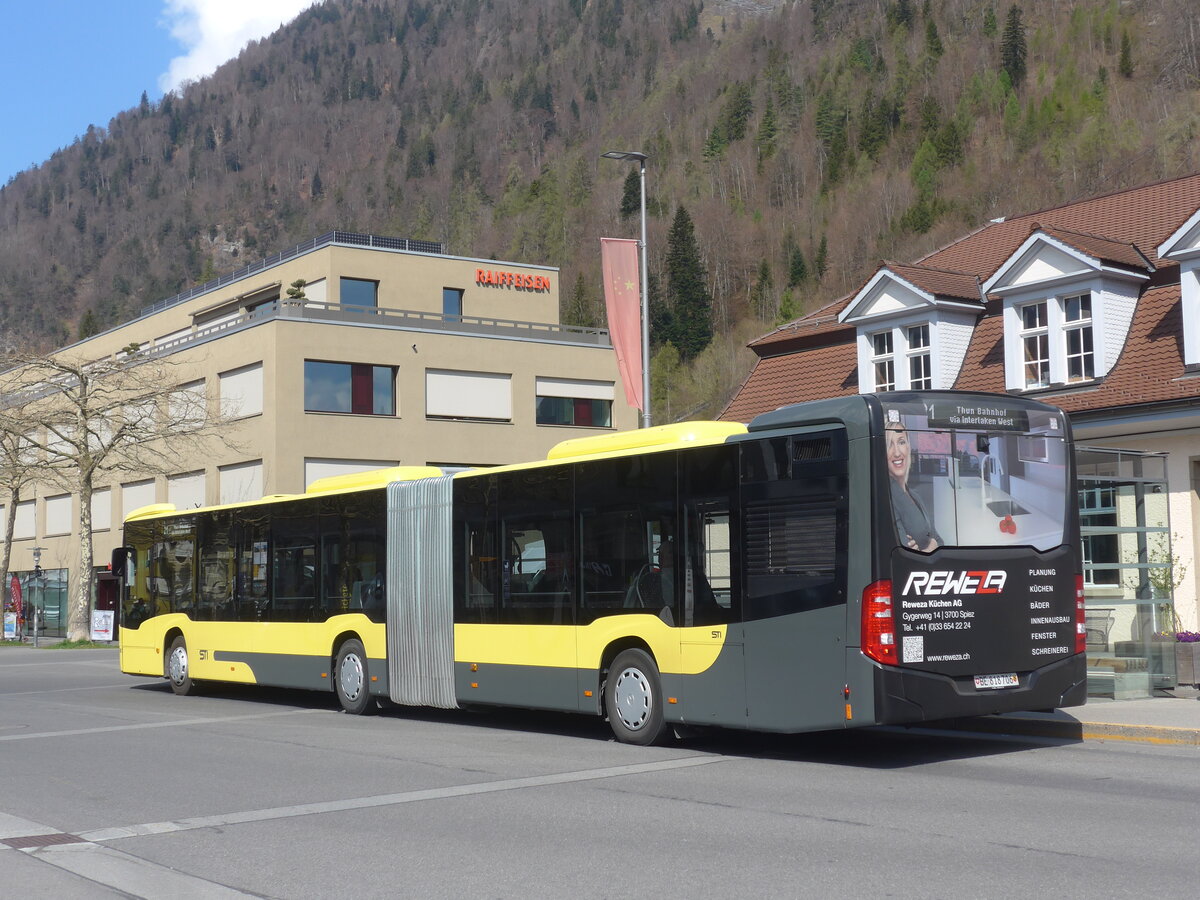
[[475, 269, 551, 291]]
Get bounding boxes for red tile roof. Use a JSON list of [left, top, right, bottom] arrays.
[[723, 173, 1200, 423]]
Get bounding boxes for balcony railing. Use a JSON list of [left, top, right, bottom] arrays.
[[145, 300, 610, 356]]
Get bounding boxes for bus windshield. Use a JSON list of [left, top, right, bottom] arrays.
[[882, 397, 1069, 553]]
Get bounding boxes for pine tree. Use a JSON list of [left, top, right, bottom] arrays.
[[750, 259, 774, 320], [814, 235, 829, 280], [77, 310, 99, 340], [787, 247, 809, 287], [1118, 30, 1134, 78], [665, 206, 713, 361], [1000, 5, 1027, 88], [619, 169, 641, 220], [925, 18, 944, 61], [755, 96, 779, 165], [982, 4, 997, 37], [563, 272, 599, 328], [311, 170, 323, 199]]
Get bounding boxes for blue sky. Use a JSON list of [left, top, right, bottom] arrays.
[[0, 1, 315, 186]]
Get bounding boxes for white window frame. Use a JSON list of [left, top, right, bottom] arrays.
[[1063, 293, 1095, 382], [906, 324, 932, 390], [871, 331, 895, 392], [1019, 300, 1050, 388]]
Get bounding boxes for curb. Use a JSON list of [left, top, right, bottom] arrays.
[[936, 715, 1200, 746]]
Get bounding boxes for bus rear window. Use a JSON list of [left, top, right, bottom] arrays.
[[882, 401, 1068, 552]]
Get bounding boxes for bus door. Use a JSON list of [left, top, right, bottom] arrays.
[[740, 431, 850, 732], [675, 445, 747, 729]]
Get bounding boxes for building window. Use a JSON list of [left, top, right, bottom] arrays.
[[167, 471, 206, 511], [91, 488, 112, 533], [122, 479, 157, 520], [871, 331, 895, 391], [426, 369, 512, 421], [1020, 301, 1050, 388], [443, 287, 463, 321], [535, 377, 614, 427], [907, 324, 932, 390], [219, 363, 263, 419], [219, 460, 263, 505], [304, 458, 399, 489], [340, 277, 378, 308], [304, 361, 396, 416], [1064, 293, 1095, 382], [45, 494, 72, 537]]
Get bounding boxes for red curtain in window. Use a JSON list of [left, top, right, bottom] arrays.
[[574, 398, 593, 426], [351, 364, 372, 414]]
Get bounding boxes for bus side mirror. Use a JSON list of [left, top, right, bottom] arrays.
[[111, 547, 134, 579]]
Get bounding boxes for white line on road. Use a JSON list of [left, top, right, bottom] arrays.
[[79, 755, 728, 843], [29, 841, 253, 898], [0, 707, 324, 741]]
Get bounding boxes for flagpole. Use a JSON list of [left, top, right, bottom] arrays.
[[602, 150, 652, 428], [636, 157, 651, 429]]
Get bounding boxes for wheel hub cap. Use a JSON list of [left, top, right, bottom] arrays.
[[339, 654, 364, 701], [614, 667, 651, 730]]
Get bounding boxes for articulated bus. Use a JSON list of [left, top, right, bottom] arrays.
[[114, 391, 1086, 743]]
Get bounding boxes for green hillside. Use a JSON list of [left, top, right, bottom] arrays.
[[1, 0, 1197, 419]]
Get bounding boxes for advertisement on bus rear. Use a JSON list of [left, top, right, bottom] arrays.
[[892, 545, 1076, 677]]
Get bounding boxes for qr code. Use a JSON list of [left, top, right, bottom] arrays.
[[903, 635, 924, 663]]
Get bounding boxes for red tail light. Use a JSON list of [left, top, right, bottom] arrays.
[[861, 580, 897, 665], [1074, 575, 1087, 654]]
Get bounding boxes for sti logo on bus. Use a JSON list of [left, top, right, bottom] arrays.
[[902, 570, 1007, 596]]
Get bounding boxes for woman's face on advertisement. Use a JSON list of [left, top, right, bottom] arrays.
[[886, 425, 911, 483]]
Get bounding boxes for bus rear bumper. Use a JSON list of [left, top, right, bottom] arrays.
[[872, 653, 1088, 725]]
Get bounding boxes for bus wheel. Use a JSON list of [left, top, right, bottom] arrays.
[[605, 649, 668, 745], [335, 639, 375, 715], [166, 636, 199, 696]]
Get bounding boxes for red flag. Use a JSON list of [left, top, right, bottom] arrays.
[[600, 238, 643, 412], [10, 575, 22, 610]]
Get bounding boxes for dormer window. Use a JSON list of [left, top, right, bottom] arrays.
[[872, 331, 895, 391], [839, 264, 983, 394], [986, 225, 1151, 392]]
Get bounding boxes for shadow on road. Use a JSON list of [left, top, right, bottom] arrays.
[[128, 678, 1077, 768]]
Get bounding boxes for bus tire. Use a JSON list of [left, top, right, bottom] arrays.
[[605, 649, 668, 745], [166, 636, 200, 696], [335, 639, 375, 715]]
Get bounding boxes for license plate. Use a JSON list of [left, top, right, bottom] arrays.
[[973, 673, 1019, 690]]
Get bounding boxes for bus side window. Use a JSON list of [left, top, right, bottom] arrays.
[[684, 504, 736, 627]]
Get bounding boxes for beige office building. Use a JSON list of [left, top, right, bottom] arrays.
[[4, 232, 635, 634]]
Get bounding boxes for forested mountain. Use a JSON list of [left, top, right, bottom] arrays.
[[1, 0, 1198, 419]]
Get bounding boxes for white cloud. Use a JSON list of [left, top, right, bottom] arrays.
[[158, 0, 317, 93]]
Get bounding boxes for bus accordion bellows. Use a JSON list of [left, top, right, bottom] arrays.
[[112, 391, 1086, 743]]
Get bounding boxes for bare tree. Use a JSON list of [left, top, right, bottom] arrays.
[[0, 345, 241, 642], [0, 430, 38, 624]]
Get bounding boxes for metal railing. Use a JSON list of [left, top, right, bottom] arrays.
[[144, 300, 610, 356], [141, 232, 446, 316]]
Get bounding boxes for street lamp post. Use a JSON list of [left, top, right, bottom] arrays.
[[601, 150, 652, 429], [31, 546, 44, 649]]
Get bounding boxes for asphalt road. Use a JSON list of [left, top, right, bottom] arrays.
[[2, 646, 1197, 899]]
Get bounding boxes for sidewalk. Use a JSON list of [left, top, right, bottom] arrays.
[[943, 689, 1200, 746]]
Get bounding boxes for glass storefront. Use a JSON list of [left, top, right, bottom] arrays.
[[1077, 447, 1178, 698], [9, 567, 69, 640]]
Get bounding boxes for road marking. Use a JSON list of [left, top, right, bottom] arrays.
[[0, 707, 323, 742], [31, 841, 253, 897], [79, 755, 727, 843], [0, 683, 137, 698]]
